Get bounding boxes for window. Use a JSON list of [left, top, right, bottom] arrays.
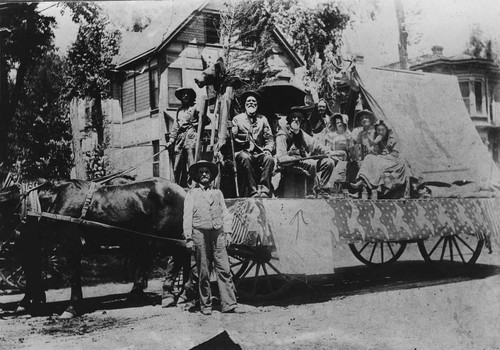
[[474, 80, 483, 114], [459, 78, 487, 118], [205, 13, 220, 44], [459, 81, 470, 114], [149, 68, 159, 110], [122, 76, 136, 117], [168, 68, 182, 108], [152, 140, 160, 177]]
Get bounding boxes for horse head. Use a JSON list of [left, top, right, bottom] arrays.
[[194, 56, 226, 90], [331, 57, 359, 91]]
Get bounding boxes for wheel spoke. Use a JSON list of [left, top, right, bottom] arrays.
[[358, 242, 371, 254], [267, 261, 285, 278], [387, 242, 396, 257], [428, 236, 444, 256], [451, 236, 466, 263], [439, 237, 448, 261], [239, 261, 256, 280], [231, 260, 246, 269], [455, 235, 475, 253], [449, 237, 454, 262], [369, 242, 377, 262]]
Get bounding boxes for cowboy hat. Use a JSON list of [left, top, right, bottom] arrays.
[[354, 110, 376, 124], [175, 87, 196, 101], [240, 90, 262, 104], [286, 105, 313, 124], [189, 160, 218, 182]]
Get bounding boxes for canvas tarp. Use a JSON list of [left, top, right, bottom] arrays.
[[354, 66, 500, 188]]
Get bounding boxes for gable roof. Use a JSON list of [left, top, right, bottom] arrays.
[[354, 66, 500, 188], [114, 0, 208, 67], [114, 0, 304, 68]]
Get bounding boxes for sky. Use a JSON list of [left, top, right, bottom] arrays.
[[40, 0, 500, 68]]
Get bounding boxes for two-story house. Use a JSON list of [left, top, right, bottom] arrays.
[[70, 0, 303, 180], [386, 45, 500, 167]]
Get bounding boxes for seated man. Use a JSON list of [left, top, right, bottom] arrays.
[[231, 90, 275, 198], [276, 106, 337, 199]]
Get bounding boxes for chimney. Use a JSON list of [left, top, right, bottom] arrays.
[[431, 45, 444, 56]]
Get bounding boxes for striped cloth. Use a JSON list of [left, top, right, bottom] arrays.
[[1, 172, 15, 188]]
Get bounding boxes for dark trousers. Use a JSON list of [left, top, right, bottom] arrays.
[[173, 148, 195, 188], [296, 158, 335, 192], [235, 151, 275, 196], [193, 228, 237, 313]]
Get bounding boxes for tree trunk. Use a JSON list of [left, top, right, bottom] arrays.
[[93, 96, 104, 146], [394, 0, 409, 70], [0, 30, 10, 165]]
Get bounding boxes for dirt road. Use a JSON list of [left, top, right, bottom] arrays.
[[1, 245, 499, 350]]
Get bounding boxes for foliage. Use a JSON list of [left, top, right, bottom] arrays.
[[464, 25, 496, 61], [0, 3, 56, 166], [85, 144, 108, 180], [230, 0, 351, 99], [8, 53, 73, 179], [64, 2, 121, 145]]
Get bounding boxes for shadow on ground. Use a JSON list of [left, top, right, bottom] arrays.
[[1, 260, 499, 317], [244, 260, 500, 307]]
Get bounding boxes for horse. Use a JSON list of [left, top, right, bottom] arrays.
[[0, 177, 190, 318]]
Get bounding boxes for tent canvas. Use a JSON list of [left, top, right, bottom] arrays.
[[354, 66, 500, 188]]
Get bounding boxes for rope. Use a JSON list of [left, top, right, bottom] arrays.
[[26, 211, 186, 247]]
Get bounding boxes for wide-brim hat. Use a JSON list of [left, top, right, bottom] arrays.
[[287, 105, 313, 124], [188, 160, 218, 182], [175, 87, 196, 101], [330, 113, 349, 126], [240, 90, 262, 104], [354, 109, 376, 124]]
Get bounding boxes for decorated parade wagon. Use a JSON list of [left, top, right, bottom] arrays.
[[1, 66, 500, 315]]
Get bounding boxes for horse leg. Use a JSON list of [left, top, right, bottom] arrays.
[[162, 248, 191, 307], [128, 240, 151, 302], [17, 219, 46, 315], [60, 227, 84, 319]]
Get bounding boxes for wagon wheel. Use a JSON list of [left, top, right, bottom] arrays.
[[227, 237, 294, 301], [0, 240, 65, 292], [349, 241, 407, 266], [0, 238, 26, 290], [417, 234, 483, 265]]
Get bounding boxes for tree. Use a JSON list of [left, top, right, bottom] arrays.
[[230, 0, 351, 99], [64, 2, 121, 146], [9, 52, 73, 179], [0, 3, 55, 167], [464, 24, 495, 61]]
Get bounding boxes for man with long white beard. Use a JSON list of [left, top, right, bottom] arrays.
[[231, 91, 275, 197]]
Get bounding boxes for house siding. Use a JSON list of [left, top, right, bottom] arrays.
[[70, 5, 301, 181]]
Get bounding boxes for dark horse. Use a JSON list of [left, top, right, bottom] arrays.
[[0, 178, 189, 318]]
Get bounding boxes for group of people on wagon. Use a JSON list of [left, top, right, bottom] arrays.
[[166, 85, 409, 199]]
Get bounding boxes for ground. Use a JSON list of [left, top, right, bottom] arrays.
[[1, 244, 499, 350]]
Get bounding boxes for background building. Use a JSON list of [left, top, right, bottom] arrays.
[[70, 0, 303, 180]]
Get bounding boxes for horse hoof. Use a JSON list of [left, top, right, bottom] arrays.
[[161, 297, 175, 308], [15, 305, 27, 313], [59, 311, 75, 319], [59, 306, 77, 319]]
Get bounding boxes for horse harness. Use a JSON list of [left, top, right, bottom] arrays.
[[13, 181, 186, 247]]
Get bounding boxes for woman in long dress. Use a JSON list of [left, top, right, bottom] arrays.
[[351, 120, 407, 194], [322, 113, 353, 184]]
